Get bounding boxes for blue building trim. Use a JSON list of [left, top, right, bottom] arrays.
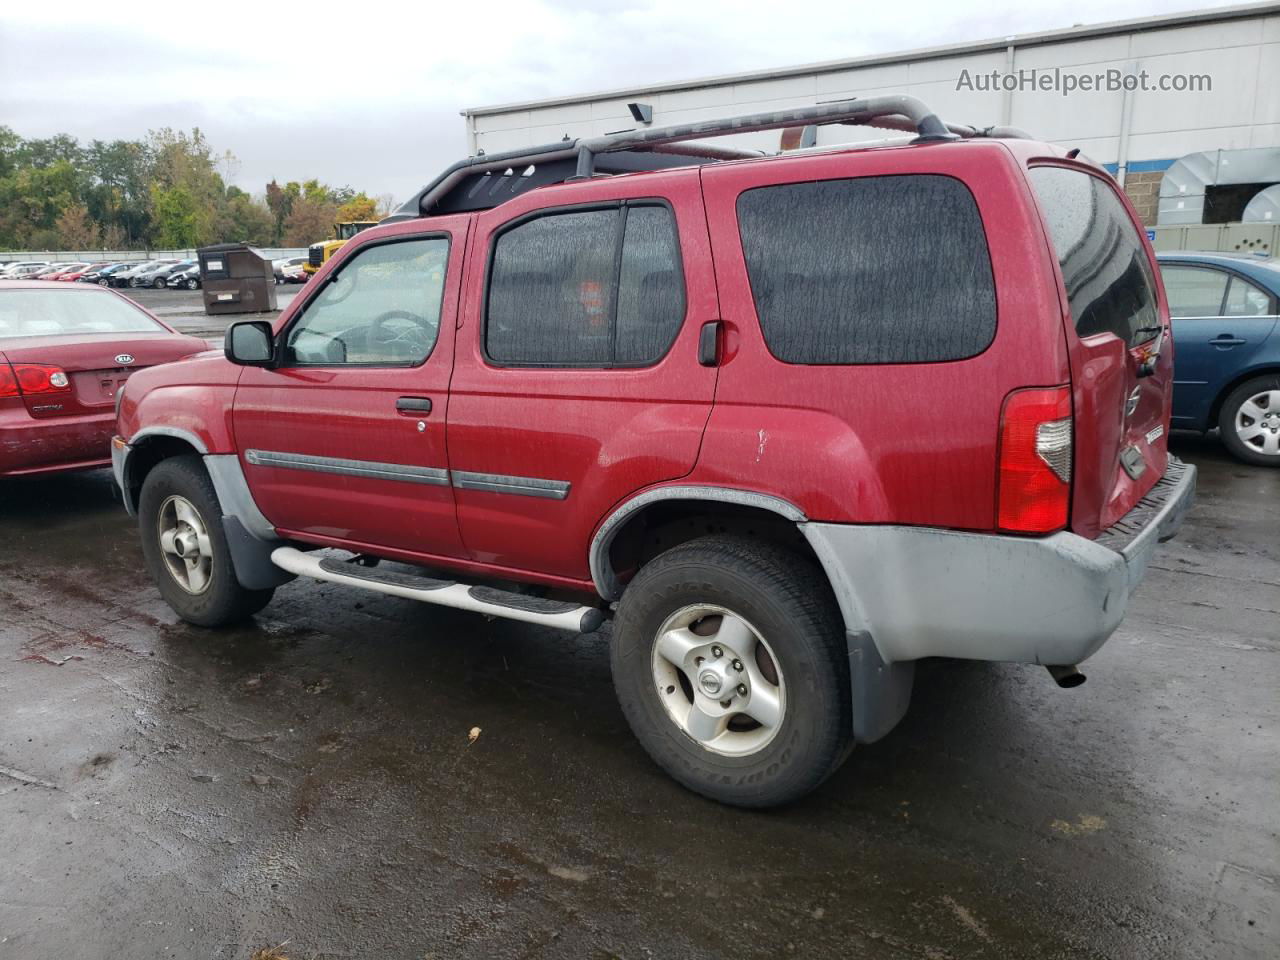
[[1103, 157, 1177, 175]]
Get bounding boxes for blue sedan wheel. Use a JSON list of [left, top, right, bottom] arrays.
[[1220, 375, 1280, 467]]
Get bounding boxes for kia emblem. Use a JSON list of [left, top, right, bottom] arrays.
[[115, 354, 134, 365]]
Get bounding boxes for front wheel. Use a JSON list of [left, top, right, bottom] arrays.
[[139, 455, 274, 626], [1219, 375, 1280, 466], [186, 277, 199, 290], [611, 535, 851, 808], [152, 276, 166, 289]]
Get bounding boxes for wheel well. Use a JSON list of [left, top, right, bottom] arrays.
[[604, 500, 824, 598], [1209, 366, 1280, 427], [124, 436, 200, 510]]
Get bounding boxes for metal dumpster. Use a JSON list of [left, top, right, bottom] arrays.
[[198, 244, 278, 315]]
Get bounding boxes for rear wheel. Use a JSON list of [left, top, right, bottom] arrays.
[[152, 276, 166, 289], [186, 277, 199, 290], [1219, 375, 1280, 467], [139, 455, 274, 626], [611, 535, 850, 807]]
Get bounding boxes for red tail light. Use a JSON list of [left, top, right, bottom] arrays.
[[0, 364, 17, 399], [997, 385, 1073, 534], [9, 363, 72, 396]]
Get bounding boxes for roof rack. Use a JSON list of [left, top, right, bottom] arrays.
[[386, 95, 1031, 221]]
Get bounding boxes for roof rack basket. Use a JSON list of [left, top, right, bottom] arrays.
[[388, 95, 1030, 220]]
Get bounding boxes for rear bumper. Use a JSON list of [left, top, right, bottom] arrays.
[[0, 406, 115, 478], [802, 456, 1197, 666]]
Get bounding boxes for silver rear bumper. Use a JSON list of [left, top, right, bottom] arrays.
[[802, 457, 1196, 665]]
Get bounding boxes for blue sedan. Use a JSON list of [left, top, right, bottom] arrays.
[[1158, 252, 1280, 466]]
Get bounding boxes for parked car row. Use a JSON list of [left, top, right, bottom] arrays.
[[0, 257, 309, 289]]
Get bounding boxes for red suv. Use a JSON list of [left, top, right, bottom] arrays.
[[112, 97, 1195, 807]]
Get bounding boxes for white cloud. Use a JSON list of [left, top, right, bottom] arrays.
[[0, 0, 1246, 202]]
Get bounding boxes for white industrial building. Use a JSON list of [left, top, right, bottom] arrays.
[[464, 2, 1280, 251]]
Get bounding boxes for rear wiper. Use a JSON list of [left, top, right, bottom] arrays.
[[1134, 325, 1165, 378]]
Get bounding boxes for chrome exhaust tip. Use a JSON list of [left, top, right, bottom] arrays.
[[1047, 664, 1086, 688]]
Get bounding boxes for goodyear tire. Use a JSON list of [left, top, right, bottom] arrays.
[[138, 455, 274, 626], [611, 535, 851, 807]]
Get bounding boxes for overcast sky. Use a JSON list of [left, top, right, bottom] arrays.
[[0, 0, 1248, 204]]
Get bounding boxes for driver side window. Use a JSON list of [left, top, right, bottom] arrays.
[[284, 236, 449, 366]]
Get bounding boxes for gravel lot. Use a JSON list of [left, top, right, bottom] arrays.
[[0, 381, 1276, 954]]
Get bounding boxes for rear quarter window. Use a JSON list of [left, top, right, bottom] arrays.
[[736, 174, 996, 365], [1029, 166, 1160, 346]]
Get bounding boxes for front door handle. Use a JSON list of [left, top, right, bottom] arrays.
[[396, 396, 432, 413], [1210, 335, 1247, 348]]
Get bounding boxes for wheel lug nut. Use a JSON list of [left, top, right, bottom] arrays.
[[736, 683, 747, 696], [732, 659, 743, 672], [711, 646, 723, 658]]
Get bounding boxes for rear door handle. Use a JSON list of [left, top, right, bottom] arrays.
[[698, 320, 721, 366], [396, 396, 432, 413], [1209, 335, 1247, 347]]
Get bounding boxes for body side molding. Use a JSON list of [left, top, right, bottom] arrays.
[[244, 449, 450, 486], [450, 470, 570, 499]]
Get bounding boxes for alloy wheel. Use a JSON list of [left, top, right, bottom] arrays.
[[157, 494, 214, 594], [651, 604, 786, 757]]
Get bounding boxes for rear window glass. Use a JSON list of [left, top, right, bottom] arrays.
[[0, 289, 164, 339], [1029, 166, 1159, 346], [736, 174, 996, 365]]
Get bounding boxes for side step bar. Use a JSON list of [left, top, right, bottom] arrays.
[[270, 547, 605, 634]]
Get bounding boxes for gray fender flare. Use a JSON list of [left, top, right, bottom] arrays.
[[590, 485, 912, 744], [204, 454, 294, 590], [588, 485, 808, 600], [120, 432, 291, 591], [117, 427, 210, 513]]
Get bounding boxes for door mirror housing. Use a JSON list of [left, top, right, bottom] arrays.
[[225, 320, 276, 367]]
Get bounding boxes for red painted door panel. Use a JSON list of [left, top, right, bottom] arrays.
[[446, 169, 718, 580], [233, 220, 468, 558]]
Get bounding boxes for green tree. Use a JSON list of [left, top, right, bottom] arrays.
[[84, 138, 152, 245], [0, 126, 383, 251], [150, 184, 201, 248], [265, 179, 301, 245], [218, 186, 274, 245]]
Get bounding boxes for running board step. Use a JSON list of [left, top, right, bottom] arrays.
[[270, 547, 604, 633]]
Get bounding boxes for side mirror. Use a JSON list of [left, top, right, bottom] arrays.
[[225, 320, 275, 367]]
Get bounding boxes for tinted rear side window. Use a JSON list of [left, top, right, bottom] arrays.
[[1029, 166, 1159, 346], [486, 203, 685, 367], [736, 174, 996, 365]]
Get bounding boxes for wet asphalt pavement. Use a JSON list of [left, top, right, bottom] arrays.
[[1, 434, 1277, 959], [119, 285, 299, 343]]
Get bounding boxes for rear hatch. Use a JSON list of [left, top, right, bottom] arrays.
[[1027, 163, 1171, 540], [1, 332, 208, 419]]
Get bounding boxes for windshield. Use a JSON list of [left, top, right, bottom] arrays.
[[0, 289, 166, 339]]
